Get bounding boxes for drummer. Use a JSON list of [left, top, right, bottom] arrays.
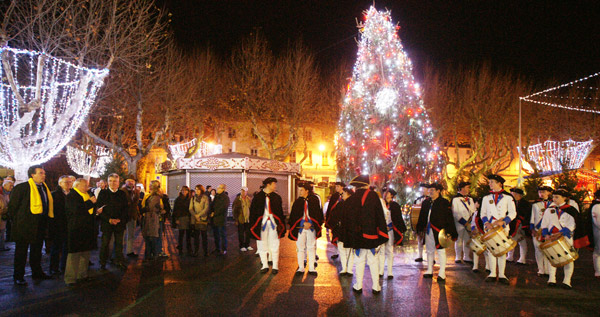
[[451, 181, 475, 264], [540, 188, 577, 289], [416, 183, 458, 282], [531, 186, 553, 277], [507, 188, 531, 265], [470, 197, 491, 273], [480, 174, 516, 284]]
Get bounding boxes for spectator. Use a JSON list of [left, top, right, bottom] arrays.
[[173, 186, 191, 254], [189, 185, 210, 257], [211, 184, 230, 255], [140, 181, 165, 262], [97, 174, 129, 270], [122, 178, 140, 258], [158, 190, 171, 259], [48, 175, 72, 275], [0, 179, 14, 251], [94, 180, 107, 198], [136, 183, 145, 212], [8, 165, 54, 285], [64, 178, 99, 286], [233, 187, 252, 252]]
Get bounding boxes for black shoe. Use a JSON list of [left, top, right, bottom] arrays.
[[89, 261, 94, 266], [331, 254, 339, 259], [437, 277, 446, 283], [308, 271, 317, 276], [315, 255, 319, 260], [561, 283, 572, 290], [372, 289, 381, 294], [268, 261, 273, 266], [464, 260, 473, 264], [415, 258, 424, 262], [379, 274, 383, 278], [14, 278, 27, 286], [499, 277, 510, 285], [296, 270, 305, 276], [485, 276, 496, 283], [547, 282, 556, 287], [472, 269, 479, 273], [352, 288, 362, 294], [260, 268, 269, 274], [455, 260, 461, 264], [271, 269, 278, 275], [100, 265, 107, 271], [127, 253, 138, 258], [516, 262, 527, 266], [423, 273, 433, 278], [485, 269, 491, 274], [543, 274, 550, 277], [387, 276, 394, 280], [33, 273, 52, 280]]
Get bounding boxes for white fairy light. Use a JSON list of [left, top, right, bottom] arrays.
[[375, 87, 398, 114], [168, 138, 223, 160], [524, 139, 593, 173], [66, 145, 112, 178], [521, 72, 600, 113], [0, 46, 109, 182]]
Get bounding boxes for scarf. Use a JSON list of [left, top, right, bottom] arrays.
[[73, 187, 94, 215], [28, 178, 54, 218], [142, 192, 164, 210]]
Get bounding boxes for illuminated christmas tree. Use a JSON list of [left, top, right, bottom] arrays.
[[336, 6, 441, 202]]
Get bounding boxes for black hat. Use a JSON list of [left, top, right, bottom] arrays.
[[487, 174, 505, 184], [553, 188, 570, 198], [429, 183, 444, 191], [419, 183, 430, 188], [298, 182, 313, 191], [349, 174, 370, 187], [537, 185, 554, 192], [262, 177, 278, 185], [510, 188, 524, 195], [334, 181, 346, 187], [386, 188, 398, 197], [457, 181, 471, 190]]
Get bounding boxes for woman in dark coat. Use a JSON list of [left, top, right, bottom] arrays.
[[172, 186, 191, 254]]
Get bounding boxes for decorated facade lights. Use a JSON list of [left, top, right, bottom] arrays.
[[0, 46, 109, 182], [336, 6, 442, 203], [66, 145, 112, 179], [523, 139, 593, 173], [168, 138, 223, 160]]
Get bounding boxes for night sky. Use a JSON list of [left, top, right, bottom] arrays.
[[160, 0, 600, 86]]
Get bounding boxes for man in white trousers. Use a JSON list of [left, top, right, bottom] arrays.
[[530, 186, 553, 277], [288, 183, 323, 276], [451, 181, 475, 263]]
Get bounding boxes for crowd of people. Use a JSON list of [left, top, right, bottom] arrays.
[[2, 165, 600, 295]]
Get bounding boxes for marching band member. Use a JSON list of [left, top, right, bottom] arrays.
[[507, 188, 531, 265], [480, 174, 516, 284], [249, 178, 286, 274], [328, 187, 355, 276], [377, 188, 407, 279], [540, 188, 577, 289], [414, 183, 431, 262], [451, 181, 475, 263], [342, 175, 388, 294], [470, 197, 490, 273], [530, 186, 553, 276], [590, 190, 600, 278], [416, 183, 458, 282], [557, 185, 579, 212], [325, 182, 345, 260], [288, 183, 324, 276]]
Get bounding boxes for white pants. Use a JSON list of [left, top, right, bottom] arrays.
[[296, 229, 316, 272], [354, 248, 381, 291], [257, 225, 280, 269], [426, 230, 447, 278], [533, 238, 550, 274], [125, 219, 136, 254], [473, 250, 491, 271], [454, 225, 472, 261], [378, 231, 394, 277], [337, 241, 354, 274], [417, 235, 424, 258], [507, 238, 528, 264]]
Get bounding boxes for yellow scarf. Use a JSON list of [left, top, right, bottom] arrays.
[[28, 178, 54, 218], [141, 192, 164, 210], [73, 188, 94, 215]]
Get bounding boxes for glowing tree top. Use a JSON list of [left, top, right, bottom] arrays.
[[0, 47, 108, 182], [336, 7, 441, 201], [66, 145, 112, 179]]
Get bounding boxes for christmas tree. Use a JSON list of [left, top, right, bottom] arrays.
[[336, 6, 441, 202]]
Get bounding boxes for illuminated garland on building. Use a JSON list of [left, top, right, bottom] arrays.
[[525, 139, 593, 173], [336, 6, 442, 202], [66, 145, 112, 178], [0, 46, 109, 182], [168, 138, 223, 160]]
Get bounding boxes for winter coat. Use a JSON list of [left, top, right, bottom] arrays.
[[49, 189, 68, 241], [173, 195, 191, 230], [97, 188, 129, 232], [7, 181, 50, 243], [65, 190, 97, 253], [212, 192, 230, 227], [189, 195, 210, 229], [232, 194, 251, 224], [141, 193, 163, 238]]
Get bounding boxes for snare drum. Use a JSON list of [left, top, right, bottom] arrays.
[[469, 234, 487, 255], [481, 225, 517, 257], [539, 234, 579, 268]]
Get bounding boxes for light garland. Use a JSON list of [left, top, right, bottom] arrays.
[[336, 6, 442, 203], [521, 72, 600, 113], [524, 139, 593, 173], [66, 145, 112, 178], [168, 138, 223, 160], [0, 46, 109, 182]]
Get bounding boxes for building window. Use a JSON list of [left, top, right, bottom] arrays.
[[290, 151, 296, 163], [322, 152, 329, 166], [228, 128, 236, 139], [251, 149, 258, 156], [308, 151, 313, 165]]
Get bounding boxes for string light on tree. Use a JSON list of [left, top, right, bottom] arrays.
[[524, 139, 593, 173], [0, 46, 109, 182], [66, 145, 112, 179], [336, 6, 442, 202]]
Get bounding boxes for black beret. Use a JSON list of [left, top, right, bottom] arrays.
[[553, 188, 570, 198], [487, 174, 505, 184], [298, 182, 313, 191], [349, 174, 370, 187], [537, 186, 554, 192], [419, 183, 430, 188], [334, 181, 346, 187], [429, 183, 444, 191], [387, 188, 398, 197], [457, 181, 471, 190], [262, 177, 278, 185], [510, 188, 524, 195]]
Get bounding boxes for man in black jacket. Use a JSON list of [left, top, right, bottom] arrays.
[[97, 174, 129, 270], [8, 165, 54, 285], [325, 182, 344, 259], [507, 188, 531, 265], [49, 175, 72, 275], [416, 183, 458, 283]]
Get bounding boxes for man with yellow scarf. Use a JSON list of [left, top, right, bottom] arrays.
[[8, 165, 55, 286]]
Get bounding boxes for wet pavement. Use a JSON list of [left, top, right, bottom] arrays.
[[0, 222, 599, 316]]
